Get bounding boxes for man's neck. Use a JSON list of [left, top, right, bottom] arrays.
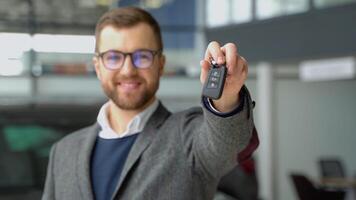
[[107, 98, 156, 135]]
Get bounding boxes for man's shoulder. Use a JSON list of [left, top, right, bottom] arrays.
[[153, 102, 203, 124], [165, 106, 203, 125], [55, 123, 98, 147], [172, 106, 203, 117]]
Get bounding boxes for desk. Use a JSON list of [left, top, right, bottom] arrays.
[[319, 178, 356, 200], [320, 178, 356, 189]]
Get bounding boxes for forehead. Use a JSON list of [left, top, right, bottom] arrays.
[[98, 23, 159, 53]]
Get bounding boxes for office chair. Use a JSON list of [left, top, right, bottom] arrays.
[[290, 173, 345, 200]]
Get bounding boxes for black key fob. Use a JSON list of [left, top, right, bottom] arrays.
[[202, 61, 227, 99]]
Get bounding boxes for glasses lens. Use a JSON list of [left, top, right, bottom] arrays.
[[132, 50, 154, 68], [102, 51, 124, 70]]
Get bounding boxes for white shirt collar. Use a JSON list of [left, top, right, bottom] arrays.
[[97, 99, 159, 139]]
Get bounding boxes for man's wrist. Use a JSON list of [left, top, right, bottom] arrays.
[[202, 90, 245, 118]]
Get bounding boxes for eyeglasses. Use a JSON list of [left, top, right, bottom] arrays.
[[96, 49, 162, 70]]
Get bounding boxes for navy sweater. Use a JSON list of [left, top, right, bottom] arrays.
[[90, 134, 139, 200]]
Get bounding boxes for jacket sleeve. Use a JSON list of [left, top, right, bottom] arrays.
[[203, 85, 259, 163], [181, 86, 256, 181], [42, 143, 57, 200]]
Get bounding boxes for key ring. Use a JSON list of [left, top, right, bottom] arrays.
[[209, 57, 218, 67]]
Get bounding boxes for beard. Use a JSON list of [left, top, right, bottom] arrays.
[[102, 76, 159, 111]]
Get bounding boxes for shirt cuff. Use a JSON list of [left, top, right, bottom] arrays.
[[202, 89, 245, 118]]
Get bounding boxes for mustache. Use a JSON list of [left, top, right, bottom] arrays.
[[113, 75, 144, 82]]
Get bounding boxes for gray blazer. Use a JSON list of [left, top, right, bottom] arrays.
[[42, 95, 254, 200]]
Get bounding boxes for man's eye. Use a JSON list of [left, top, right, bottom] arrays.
[[135, 52, 151, 60], [106, 54, 122, 62]]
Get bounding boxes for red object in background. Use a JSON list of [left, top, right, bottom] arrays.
[[237, 126, 259, 165], [240, 157, 256, 175], [53, 63, 88, 75]]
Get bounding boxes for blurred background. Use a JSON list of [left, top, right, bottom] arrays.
[[0, 0, 356, 199]]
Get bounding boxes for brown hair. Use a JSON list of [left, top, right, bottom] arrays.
[[94, 7, 163, 53]]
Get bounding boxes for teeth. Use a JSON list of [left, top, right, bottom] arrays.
[[121, 82, 139, 90]]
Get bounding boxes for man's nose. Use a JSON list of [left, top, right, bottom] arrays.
[[120, 56, 137, 76]]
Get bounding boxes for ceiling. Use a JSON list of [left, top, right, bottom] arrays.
[[0, 0, 111, 34]]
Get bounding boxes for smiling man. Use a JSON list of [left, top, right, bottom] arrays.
[[42, 7, 258, 200]]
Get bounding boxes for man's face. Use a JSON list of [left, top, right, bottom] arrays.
[[93, 23, 165, 111]]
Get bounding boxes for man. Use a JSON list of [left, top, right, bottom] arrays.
[[42, 7, 258, 200]]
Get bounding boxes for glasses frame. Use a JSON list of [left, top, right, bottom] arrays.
[[96, 49, 162, 70]]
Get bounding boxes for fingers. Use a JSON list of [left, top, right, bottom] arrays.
[[203, 41, 248, 83], [237, 55, 248, 82], [200, 59, 210, 84], [204, 41, 225, 65], [221, 43, 238, 74]]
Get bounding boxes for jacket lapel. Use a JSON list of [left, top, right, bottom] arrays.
[[76, 123, 100, 200], [112, 103, 171, 198]]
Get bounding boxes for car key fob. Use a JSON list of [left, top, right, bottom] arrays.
[[202, 60, 227, 99]]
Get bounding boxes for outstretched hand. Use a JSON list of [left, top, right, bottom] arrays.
[[200, 41, 248, 112]]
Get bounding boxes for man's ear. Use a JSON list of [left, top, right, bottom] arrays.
[[93, 56, 101, 81], [158, 54, 166, 77]]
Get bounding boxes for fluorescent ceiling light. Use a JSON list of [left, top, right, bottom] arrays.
[[0, 33, 28, 76], [0, 32, 96, 76], [32, 34, 95, 54], [0, 33, 31, 57], [0, 32, 95, 54]]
